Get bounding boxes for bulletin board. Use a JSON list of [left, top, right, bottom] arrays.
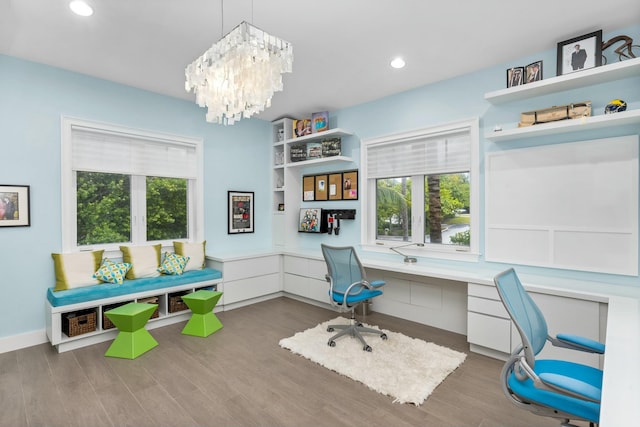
[[302, 169, 358, 202]]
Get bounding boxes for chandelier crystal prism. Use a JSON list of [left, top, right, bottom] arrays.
[[185, 21, 293, 125]]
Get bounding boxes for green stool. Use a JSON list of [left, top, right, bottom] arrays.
[[181, 290, 223, 337], [104, 302, 158, 359]]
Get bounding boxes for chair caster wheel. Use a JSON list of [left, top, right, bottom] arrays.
[[364, 345, 372, 352], [327, 327, 334, 332], [328, 340, 336, 347], [380, 333, 388, 340]]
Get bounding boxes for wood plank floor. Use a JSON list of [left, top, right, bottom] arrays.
[[0, 297, 591, 427]]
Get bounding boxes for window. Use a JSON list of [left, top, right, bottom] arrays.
[[361, 119, 479, 261], [62, 117, 203, 252]]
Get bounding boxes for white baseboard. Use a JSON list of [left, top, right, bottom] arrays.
[[0, 329, 49, 354]]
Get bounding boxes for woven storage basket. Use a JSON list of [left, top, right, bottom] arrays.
[[62, 309, 97, 337], [168, 291, 190, 313], [138, 296, 160, 320], [102, 301, 132, 330]]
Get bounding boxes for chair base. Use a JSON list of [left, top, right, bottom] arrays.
[[327, 315, 387, 351]]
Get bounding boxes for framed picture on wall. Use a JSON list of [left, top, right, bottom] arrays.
[[556, 30, 602, 76], [315, 174, 328, 201], [0, 184, 30, 227], [228, 191, 254, 234], [329, 173, 343, 200]]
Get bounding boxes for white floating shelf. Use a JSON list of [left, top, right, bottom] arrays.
[[286, 155, 353, 168], [485, 57, 640, 104], [485, 109, 640, 142]]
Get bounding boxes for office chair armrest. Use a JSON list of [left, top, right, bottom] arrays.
[[538, 372, 601, 403], [369, 280, 385, 288], [551, 333, 605, 354]]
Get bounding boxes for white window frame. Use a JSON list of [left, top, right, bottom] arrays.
[[360, 118, 480, 262], [60, 116, 204, 254]]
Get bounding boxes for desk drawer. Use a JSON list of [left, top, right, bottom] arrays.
[[468, 296, 509, 318]]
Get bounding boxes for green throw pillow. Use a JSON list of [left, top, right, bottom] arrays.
[[93, 258, 132, 285], [158, 252, 190, 275], [52, 250, 104, 291]]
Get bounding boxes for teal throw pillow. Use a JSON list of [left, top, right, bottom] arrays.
[[93, 258, 132, 285], [158, 252, 190, 275]]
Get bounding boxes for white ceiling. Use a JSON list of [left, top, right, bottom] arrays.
[[1, 0, 638, 123]]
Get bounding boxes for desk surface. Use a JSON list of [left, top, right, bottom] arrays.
[[209, 247, 640, 426]]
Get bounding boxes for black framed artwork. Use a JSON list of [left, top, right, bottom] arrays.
[[0, 184, 30, 227], [557, 30, 602, 76], [227, 191, 254, 234]]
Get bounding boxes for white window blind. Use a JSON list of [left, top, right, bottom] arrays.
[[71, 126, 198, 179], [366, 130, 469, 178]]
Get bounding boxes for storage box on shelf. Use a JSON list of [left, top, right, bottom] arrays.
[[62, 308, 97, 337]]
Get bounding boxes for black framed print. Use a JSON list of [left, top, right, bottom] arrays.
[[0, 185, 30, 227], [525, 60, 543, 83], [228, 191, 254, 234], [506, 67, 525, 88], [557, 30, 602, 76]]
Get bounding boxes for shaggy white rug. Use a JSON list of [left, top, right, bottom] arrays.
[[279, 317, 467, 405]]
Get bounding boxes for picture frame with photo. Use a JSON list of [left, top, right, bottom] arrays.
[[298, 208, 322, 233], [227, 191, 254, 234], [525, 60, 543, 83], [557, 30, 602, 76], [506, 67, 525, 88], [0, 184, 30, 227]]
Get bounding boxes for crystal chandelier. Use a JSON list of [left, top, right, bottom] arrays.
[[185, 21, 293, 125]]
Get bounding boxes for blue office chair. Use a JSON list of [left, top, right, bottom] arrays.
[[494, 268, 605, 427], [321, 244, 387, 352]]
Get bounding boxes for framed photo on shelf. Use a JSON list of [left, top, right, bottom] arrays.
[[0, 184, 30, 227], [278, 203, 285, 211], [556, 30, 602, 76], [342, 170, 358, 200], [227, 191, 254, 234], [525, 60, 543, 83], [506, 67, 525, 88]]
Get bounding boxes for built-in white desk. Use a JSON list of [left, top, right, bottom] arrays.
[[210, 248, 640, 426]]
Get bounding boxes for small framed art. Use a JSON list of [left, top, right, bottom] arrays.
[[0, 185, 30, 227], [228, 191, 254, 234], [506, 67, 525, 88], [525, 60, 543, 83], [557, 30, 602, 76]]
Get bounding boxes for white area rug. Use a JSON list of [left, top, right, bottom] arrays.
[[279, 317, 467, 405]]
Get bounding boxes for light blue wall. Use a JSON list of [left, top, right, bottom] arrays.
[[1, 24, 639, 341], [0, 55, 271, 338]]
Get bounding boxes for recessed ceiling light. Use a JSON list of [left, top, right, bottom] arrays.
[[69, 1, 93, 17], [390, 57, 406, 69]]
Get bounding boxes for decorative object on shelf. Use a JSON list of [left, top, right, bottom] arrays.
[[299, 208, 323, 233], [290, 143, 307, 162], [321, 137, 342, 157], [293, 119, 312, 138], [556, 30, 602, 76], [274, 151, 284, 166], [519, 101, 592, 127], [277, 128, 285, 141], [278, 203, 285, 211], [311, 111, 329, 133], [525, 60, 543, 83], [493, 125, 502, 132], [506, 67, 525, 88], [0, 184, 30, 227], [601, 35, 638, 65], [228, 191, 254, 234], [306, 142, 322, 159], [185, 18, 293, 125], [604, 99, 627, 114]]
